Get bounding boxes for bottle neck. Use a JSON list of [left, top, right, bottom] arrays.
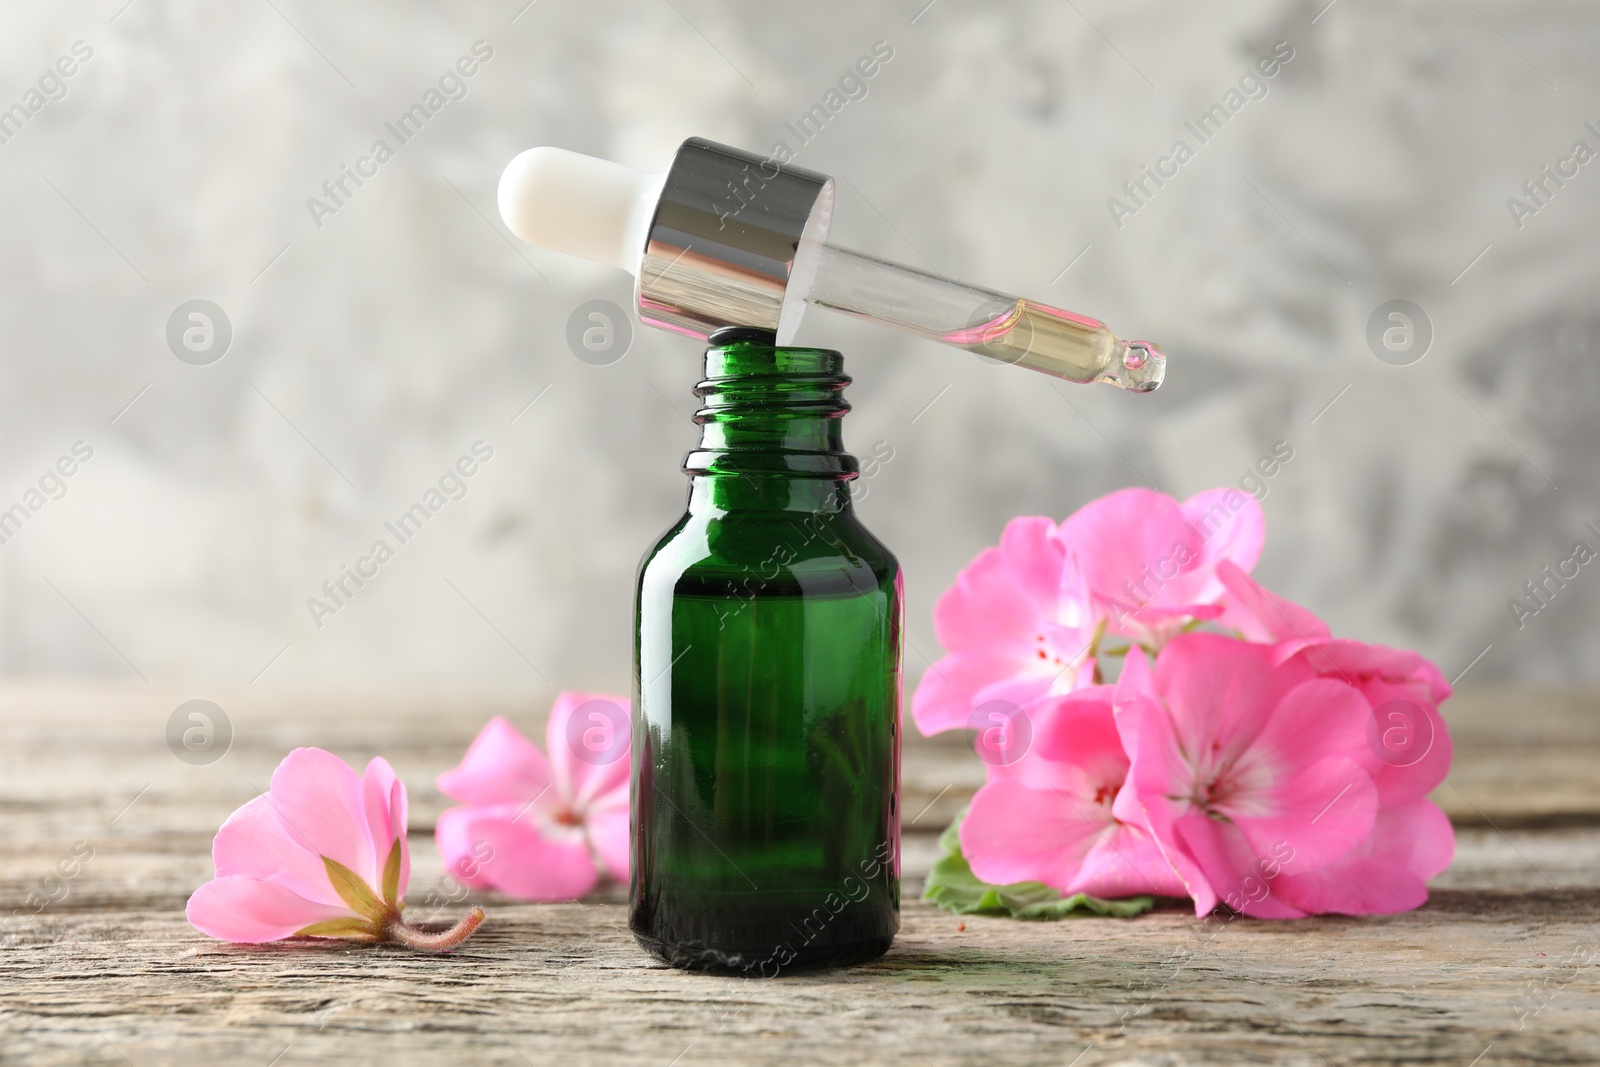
[[682, 341, 857, 515]]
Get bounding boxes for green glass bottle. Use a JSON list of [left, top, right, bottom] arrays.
[[630, 330, 902, 974]]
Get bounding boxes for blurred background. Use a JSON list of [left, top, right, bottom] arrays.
[[1, 0, 1596, 695]]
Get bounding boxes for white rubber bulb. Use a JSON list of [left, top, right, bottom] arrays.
[[496, 147, 665, 274]]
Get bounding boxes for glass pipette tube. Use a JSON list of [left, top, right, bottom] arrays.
[[800, 244, 1164, 392]]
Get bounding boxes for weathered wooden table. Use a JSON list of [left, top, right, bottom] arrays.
[[2, 684, 1597, 1065]]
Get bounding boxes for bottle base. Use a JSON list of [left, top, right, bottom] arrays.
[[633, 931, 893, 975]]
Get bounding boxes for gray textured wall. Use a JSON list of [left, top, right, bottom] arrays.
[[1, 0, 1595, 693]]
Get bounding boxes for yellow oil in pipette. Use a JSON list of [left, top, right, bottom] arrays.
[[939, 299, 1164, 392]]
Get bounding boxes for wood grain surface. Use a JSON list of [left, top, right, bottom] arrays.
[[2, 683, 1598, 1066]]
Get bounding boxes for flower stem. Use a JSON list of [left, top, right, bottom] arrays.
[[383, 907, 485, 951]]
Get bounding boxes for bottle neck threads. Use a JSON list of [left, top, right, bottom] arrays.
[[683, 340, 857, 514]]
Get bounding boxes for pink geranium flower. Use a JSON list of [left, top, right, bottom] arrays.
[[1059, 487, 1265, 649], [1113, 634, 1381, 918], [960, 687, 1187, 899], [1212, 561, 1455, 910], [436, 692, 630, 902], [912, 517, 1097, 736], [1215, 560, 1454, 807], [186, 748, 483, 949], [921, 487, 1455, 919]]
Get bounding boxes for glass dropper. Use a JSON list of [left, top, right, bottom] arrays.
[[497, 138, 1164, 393], [802, 244, 1162, 391]]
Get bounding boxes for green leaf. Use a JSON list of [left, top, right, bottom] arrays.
[[293, 917, 380, 939], [381, 838, 403, 909], [922, 808, 1158, 920], [322, 855, 391, 923]]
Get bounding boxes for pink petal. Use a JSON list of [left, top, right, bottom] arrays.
[[931, 546, 1042, 656], [1271, 802, 1452, 916], [1060, 489, 1187, 603], [1271, 856, 1426, 917], [363, 758, 400, 851], [916, 518, 1096, 738], [1173, 812, 1307, 919], [1244, 678, 1374, 780], [1377, 797, 1454, 881], [585, 793, 631, 882], [266, 748, 376, 887], [981, 687, 1122, 795], [393, 777, 410, 895], [437, 716, 553, 807], [970, 670, 1068, 719], [1267, 640, 1454, 806], [1071, 822, 1188, 899], [435, 806, 497, 889], [1153, 634, 1315, 768], [362, 758, 410, 900], [965, 695, 1186, 902], [1176, 488, 1265, 603], [1215, 559, 1330, 644], [1300, 639, 1450, 704], [1227, 754, 1378, 872], [186, 876, 353, 943], [1110, 644, 1161, 753], [545, 691, 631, 811], [997, 516, 1068, 619], [453, 810, 599, 902], [963, 777, 1105, 889], [1222, 680, 1379, 871], [1113, 697, 1217, 912], [1060, 488, 1263, 643], [363, 757, 397, 847], [915, 637, 1096, 741], [1356, 679, 1454, 806], [210, 794, 345, 908], [912, 652, 1030, 736]]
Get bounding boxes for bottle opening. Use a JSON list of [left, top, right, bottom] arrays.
[[707, 326, 779, 347]]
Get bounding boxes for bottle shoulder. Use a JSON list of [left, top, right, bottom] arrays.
[[638, 504, 899, 598]]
